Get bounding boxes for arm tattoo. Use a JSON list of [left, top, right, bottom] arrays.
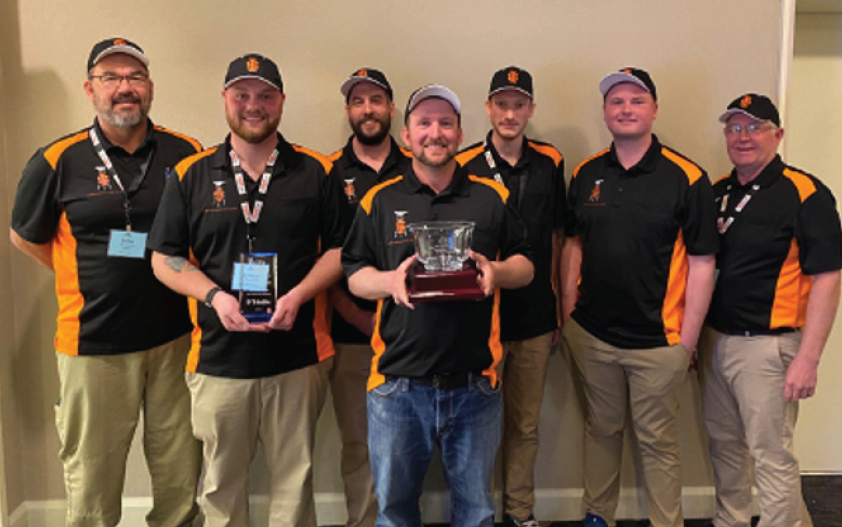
[[164, 256, 198, 273]]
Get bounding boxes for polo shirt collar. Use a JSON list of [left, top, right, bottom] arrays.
[[403, 163, 472, 197], [92, 117, 157, 154], [607, 134, 662, 176], [213, 132, 300, 175], [727, 154, 785, 189], [340, 135, 406, 176], [484, 130, 531, 170]]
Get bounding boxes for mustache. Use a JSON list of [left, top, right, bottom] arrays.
[[111, 93, 141, 104]]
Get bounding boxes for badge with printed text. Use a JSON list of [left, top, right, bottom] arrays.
[[107, 230, 147, 259], [231, 252, 278, 322]]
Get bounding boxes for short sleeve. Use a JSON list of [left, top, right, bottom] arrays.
[[342, 204, 380, 276], [11, 149, 62, 244], [681, 173, 720, 256], [147, 171, 191, 258], [797, 183, 842, 275]]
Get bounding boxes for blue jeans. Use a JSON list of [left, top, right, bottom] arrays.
[[367, 375, 502, 527]]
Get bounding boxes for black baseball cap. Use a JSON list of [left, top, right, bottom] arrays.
[[224, 54, 283, 92], [488, 66, 533, 99], [599, 67, 657, 101], [340, 68, 393, 101], [718, 93, 780, 127], [405, 84, 462, 117], [87, 38, 148, 71]]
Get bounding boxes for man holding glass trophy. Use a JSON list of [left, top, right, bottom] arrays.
[[342, 84, 534, 527], [149, 54, 345, 527]]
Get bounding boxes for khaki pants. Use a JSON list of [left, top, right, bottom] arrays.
[[698, 326, 813, 527], [330, 343, 377, 527], [498, 332, 553, 520], [186, 358, 331, 527], [564, 319, 689, 527], [55, 334, 200, 527]]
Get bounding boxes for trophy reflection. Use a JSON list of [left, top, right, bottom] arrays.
[[407, 221, 484, 302]]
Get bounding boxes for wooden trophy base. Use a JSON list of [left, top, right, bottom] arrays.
[[408, 262, 485, 303]]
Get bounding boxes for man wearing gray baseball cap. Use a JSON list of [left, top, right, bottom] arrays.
[[342, 84, 533, 527]]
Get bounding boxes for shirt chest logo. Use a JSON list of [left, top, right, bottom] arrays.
[[344, 178, 358, 204], [96, 166, 113, 191], [587, 179, 604, 204], [394, 210, 409, 239], [212, 181, 227, 207]]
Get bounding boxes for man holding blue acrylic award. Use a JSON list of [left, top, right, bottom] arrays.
[[148, 53, 346, 527]]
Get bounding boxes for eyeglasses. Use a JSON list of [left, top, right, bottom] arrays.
[[89, 73, 149, 88], [724, 123, 776, 137]]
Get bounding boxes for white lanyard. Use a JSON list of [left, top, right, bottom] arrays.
[[718, 183, 760, 234], [483, 138, 504, 185], [229, 148, 278, 251]]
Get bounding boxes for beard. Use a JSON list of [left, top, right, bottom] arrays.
[[415, 140, 456, 168], [350, 113, 391, 146], [94, 91, 151, 129], [226, 110, 281, 144]]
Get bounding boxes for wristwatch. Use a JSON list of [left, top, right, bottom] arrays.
[[204, 286, 222, 308]]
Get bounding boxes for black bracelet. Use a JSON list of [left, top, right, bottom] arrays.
[[204, 286, 222, 308]]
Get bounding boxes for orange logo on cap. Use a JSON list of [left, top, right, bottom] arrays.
[[508, 70, 519, 84], [740, 95, 752, 109], [622, 68, 632, 74], [113, 38, 126, 46], [246, 57, 260, 73], [357, 68, 368, 77]]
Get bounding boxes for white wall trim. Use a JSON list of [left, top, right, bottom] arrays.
[[9, 488, 722, 526], [779, 0, 797, 159]]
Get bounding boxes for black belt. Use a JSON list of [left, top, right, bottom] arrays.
[[723, 327, 798, 337], [403, 372, 481, 390]]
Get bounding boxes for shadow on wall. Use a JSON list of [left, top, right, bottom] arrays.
[[1, 0, 76, 512]]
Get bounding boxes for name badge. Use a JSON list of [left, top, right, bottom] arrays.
[[107, 230, 148, 259]]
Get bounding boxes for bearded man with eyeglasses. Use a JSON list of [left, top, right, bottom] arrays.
[[10, 38, 202, 527]]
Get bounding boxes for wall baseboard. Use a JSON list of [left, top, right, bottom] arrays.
[[8, 488, 721, 527]]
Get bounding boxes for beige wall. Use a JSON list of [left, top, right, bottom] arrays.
[[789, 11, 842, 472], [0, 0, 797, 524]]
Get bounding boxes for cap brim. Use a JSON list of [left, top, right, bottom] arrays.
[[224, 75, 281, 91], [407, 85, 461, 115], [488, 86, 533, 99], [92, 46, 149, 68], [599, 72, 649, 97], [718, 108, 769, 124], [340, 76, 390, 98]]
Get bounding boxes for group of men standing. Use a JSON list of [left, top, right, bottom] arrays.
[[8, 37, 840, 527]]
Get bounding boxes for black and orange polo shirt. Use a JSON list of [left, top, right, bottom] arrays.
[[565, 135, 719, 349], [707, 155, 842, 332], [11, 119, 201, 356], [147, 133, 346, 379], [457, 132, 565, 341], [342, 165, 532, 390], [328, 136, 411, 345]]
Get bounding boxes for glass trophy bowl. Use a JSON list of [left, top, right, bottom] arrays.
[[406, 221, 484, 302]]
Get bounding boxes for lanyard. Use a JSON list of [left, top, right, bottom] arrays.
[[483, 138, 505, 185], [229, 147, 278, 252], [90, 128, 150, 231], [717, 182, 760, 234], [484, 138, 528, 206]]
